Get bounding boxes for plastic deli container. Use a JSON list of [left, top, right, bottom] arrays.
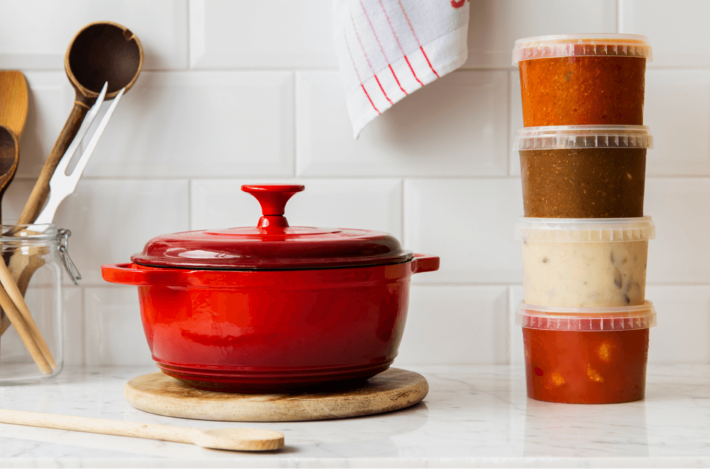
[[516, 217, 655, 308], [515, 125, 653, 218], [513, 34, 652, 127], [517, 301, 656, 404]]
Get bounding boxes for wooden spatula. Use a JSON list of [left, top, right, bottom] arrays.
[[0, 72, 28, 140], [0, 409, 285, 452], [0, 72, 28, 341]]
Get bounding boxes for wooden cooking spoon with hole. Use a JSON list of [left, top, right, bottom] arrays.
[[17, 21, 143, 226]]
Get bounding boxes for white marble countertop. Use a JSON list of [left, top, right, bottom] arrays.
[[0, 365, 709, 468]]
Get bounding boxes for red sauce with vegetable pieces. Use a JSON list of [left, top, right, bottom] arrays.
[[519, 57, 646, 127], [523, 328, 649, 404]]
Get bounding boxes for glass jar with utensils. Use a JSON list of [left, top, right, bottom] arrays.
[[0, 223, 80, 383]]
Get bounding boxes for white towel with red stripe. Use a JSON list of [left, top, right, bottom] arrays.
[[334, 0, 470, 138]]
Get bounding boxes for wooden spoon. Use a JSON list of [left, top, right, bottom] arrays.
[[0, 71, 27, 358], [0, 128, 51, 374], [18, 21, 143, 225], [0, 409, 285, 452], [0, 71, 28, 141], [0, 126, 19, 222]]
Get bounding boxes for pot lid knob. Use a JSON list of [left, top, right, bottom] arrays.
[[241, 184, 305, 231]]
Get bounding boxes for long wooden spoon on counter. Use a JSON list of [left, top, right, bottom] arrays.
[[0, 409, 285, 452], [18, 21, 143, 226]]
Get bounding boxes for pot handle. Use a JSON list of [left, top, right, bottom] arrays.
[[411, 254, 440, 274], [101, 263, 192, 286]]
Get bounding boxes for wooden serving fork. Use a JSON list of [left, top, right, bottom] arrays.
[[0, 84, 124, 353]]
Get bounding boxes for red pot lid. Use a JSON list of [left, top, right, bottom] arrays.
[[131, 185, 414, 270]]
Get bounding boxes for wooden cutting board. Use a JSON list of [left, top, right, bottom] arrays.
[[124, 368, 428, 422]]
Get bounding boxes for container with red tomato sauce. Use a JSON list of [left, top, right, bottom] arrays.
[[517, 302, 657, 404], [513, 34, 653, 127]]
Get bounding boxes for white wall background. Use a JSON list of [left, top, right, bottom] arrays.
[[0, 0, 708, 367]]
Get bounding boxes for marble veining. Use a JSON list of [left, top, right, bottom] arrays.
[[0, 365, 708, 467]]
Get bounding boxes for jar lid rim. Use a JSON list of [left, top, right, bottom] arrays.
[[0, 223, 57, 240]]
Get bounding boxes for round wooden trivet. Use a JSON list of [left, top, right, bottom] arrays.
[[124, 368, 428, 422]]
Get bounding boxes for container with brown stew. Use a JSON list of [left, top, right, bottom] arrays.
[[515, 125, 653, 219]]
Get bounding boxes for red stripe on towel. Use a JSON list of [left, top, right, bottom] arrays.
[[404, 56, 424, 87], [360, 84, 380, 115], [360, 0, 408, 96], [376, 0, 423, 88], [344, 30, 380, 115], [351, 13, 393, 105], [398, 0, 440, 78], [388, 64, 408, 95], [420, 46, 440, 78]]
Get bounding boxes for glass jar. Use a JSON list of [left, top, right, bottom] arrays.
[[0, 224, 77, 384]]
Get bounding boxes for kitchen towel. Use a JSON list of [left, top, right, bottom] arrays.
[[334, 0, 471, 138]]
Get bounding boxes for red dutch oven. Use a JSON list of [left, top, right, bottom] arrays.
[[102, 185, 439, 392]]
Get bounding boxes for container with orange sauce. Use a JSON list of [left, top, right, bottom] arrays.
[[517, 302, 657, 404], [513, 34, 653, 127]]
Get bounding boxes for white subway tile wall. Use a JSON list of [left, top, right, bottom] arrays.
[[296, 70, 509, 176], [83, 72, 295, 178], [465, 0, 617, 68], [0, 0, 188, 70], [0, 0, 705, 365]]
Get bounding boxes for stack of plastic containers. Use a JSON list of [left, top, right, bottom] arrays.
[[512, 35, 657, 404]]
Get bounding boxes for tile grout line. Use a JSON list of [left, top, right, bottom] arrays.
[[505, 285, 512, 366], [81, 288, 89, 367], [79, 285, 86, 367], [506, 70, 512, 176], [616, 0, 621, 33], [14, 174, 710, 181], [73, 282, 710, 289], [186, 0, 191, 69], [19, 65, 710, 71], [293, 71, 298, 177], [187, 180, 192, 230], [401, 179, 406, 245]]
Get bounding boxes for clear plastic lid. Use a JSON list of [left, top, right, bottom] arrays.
[[512, 33, 653, 65], [516, 301, 656, 331], [515, 217, 655, 242], [514, 125, 653, 151]]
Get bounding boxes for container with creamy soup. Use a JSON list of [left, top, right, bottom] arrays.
[[516, 217, 655, 308], [515, 126, 653, 219], [517, 301, 656, 404], [513, 34, 652, 127]]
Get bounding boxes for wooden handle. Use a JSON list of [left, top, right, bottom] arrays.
[[17, 101, 89, 225], [0, 257, 55, 368], [11, 250, 46, 297], [0, 313, 8, 336], [0, 409, 197, 445], [0, 286, 51, 374], [0, 247, 48, 342], [0, 253, 47, 337]]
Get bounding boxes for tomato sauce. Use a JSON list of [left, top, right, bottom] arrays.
[[523, 328, 649, 404], [519, 57, 646, 127]]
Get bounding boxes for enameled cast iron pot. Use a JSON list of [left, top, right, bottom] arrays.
[[102, 185, 439, 392]]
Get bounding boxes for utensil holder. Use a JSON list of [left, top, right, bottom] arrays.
[[0, 223, 70, 384]]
